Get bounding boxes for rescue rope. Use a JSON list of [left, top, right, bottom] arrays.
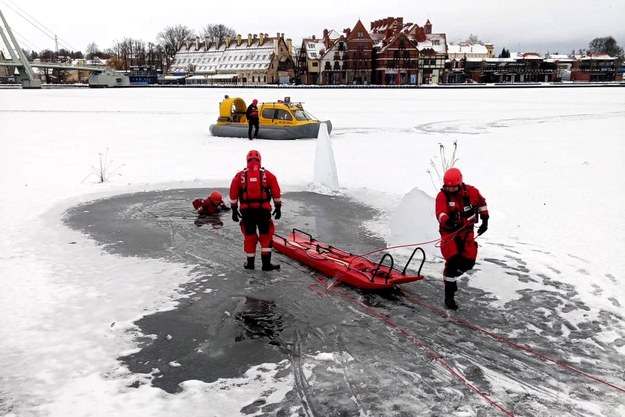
[[358, 225, 472, 257], [310, 278, 516, 416], [399, 289, 625, 395]]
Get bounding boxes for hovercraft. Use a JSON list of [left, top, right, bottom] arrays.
[[272, 229, 425, 290], [209, 96, 332, 140]]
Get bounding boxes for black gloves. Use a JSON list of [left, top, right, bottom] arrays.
[[273, 205, 282, 220], [444, 217, 461, 232], [232, 207, 241, 222], [477, 215, 489, 236]]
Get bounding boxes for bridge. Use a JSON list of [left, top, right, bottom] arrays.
[[0, 7, 127, 88]]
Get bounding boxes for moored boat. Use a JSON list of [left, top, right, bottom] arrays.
[[273, 229, 425, 290], [209, 96, 332, 140]]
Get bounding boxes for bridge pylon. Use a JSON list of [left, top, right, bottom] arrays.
[[0, 8, 42, 88]]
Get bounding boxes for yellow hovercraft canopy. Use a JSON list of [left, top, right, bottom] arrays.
[[218, 97, 247, 123]]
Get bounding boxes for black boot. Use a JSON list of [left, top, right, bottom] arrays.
[[444, 281, 458, 310], [244, 256, 255, 270], [261, 253, 280, 271]]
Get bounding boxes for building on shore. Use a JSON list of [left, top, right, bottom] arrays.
[[169, 33, 295, 85]]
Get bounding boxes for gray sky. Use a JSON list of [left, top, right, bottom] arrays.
[[1, 0, 624, 55]]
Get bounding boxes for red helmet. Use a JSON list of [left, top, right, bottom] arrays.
[[247, 149, 261, 163], [443, 168, 463, 187], [252, 99, 258, 105], [208, 191, 222, 203]]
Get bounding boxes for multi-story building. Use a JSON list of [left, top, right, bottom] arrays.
[[319, 30, 348, 85], [572, 54, 620, 82], [343, 20, 374, 84], [298, 35, 326, 85], [370, 17, 447, 85], [170, 33, 295, 85], [411, 20, 448, 85], [370, 17, 419, 85], [459, 52, 622, 83]]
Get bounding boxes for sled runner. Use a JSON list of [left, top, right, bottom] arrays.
[[272, 229, 425, 290]]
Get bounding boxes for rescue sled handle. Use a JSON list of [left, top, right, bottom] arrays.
[[403, 247, 426, 276]]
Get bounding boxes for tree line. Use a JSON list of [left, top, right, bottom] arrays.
[[21, 24, 236, 72]]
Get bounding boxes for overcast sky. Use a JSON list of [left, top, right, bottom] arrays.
[[1, 0, 624, 55]]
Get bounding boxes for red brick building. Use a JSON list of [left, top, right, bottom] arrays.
[[343, 20, 374, 84], [571, 54, 621, 82], [370, 17, 419, 85]]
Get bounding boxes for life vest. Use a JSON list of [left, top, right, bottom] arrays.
[[239, 167, 271, 208], [249, 106, 259, 118]]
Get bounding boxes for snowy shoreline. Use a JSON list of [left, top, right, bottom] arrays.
[[3, 81, 624, 90]]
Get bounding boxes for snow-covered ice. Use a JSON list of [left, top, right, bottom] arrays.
[[0, 86, 624, 416]]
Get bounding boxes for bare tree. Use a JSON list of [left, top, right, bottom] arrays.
[[113, 38, 132, 70], [466, 34, 481, 44], [133, 39, 146, 66], [146, 42, 165, 71], [86, 42, 100, 59], [157, 24, 195, 67], [201, 24, 236, 44], [588, 36, 624, 64]]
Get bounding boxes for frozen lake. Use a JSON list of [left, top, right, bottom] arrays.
[[1, 86, 624, 416]]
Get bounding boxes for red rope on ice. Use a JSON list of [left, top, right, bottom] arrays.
[[357, 225, 472, 257], [311, 279, 516, 416], [399, 289, 625, 395]]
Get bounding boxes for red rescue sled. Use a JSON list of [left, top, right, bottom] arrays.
[[272, 229, 425, 290]]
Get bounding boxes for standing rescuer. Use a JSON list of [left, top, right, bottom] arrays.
[[229, 150, 282, 271], [435, 167, 489, 310], [246, 99, 260, 140]]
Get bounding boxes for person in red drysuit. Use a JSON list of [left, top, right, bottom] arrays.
[[192, 190, 229, 216], [229, 150, 282, 271], [192, 191, 230, 229], [435, 167, 489, 310]]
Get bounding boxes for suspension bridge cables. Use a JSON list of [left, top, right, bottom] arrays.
[[0, 0, 77, 51]]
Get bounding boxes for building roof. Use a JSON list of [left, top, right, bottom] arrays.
[[448, 43, 489, 55], [582, 53, 616, 60], [302, 38, 325, 60], [172, 35, 283, 74], [417, 33, 447, 54]]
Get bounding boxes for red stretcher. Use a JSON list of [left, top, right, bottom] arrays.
[[272, 229, 425, 290]]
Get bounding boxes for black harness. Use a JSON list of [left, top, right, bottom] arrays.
[[443, 184, 477, 222]]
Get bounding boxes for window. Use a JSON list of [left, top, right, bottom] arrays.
[[276, 109, 292, 121], [293, 109, 315, 121], [312, 62, 318, 67], [261, 108, 275, 119], [433, 40, 440, 46]]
